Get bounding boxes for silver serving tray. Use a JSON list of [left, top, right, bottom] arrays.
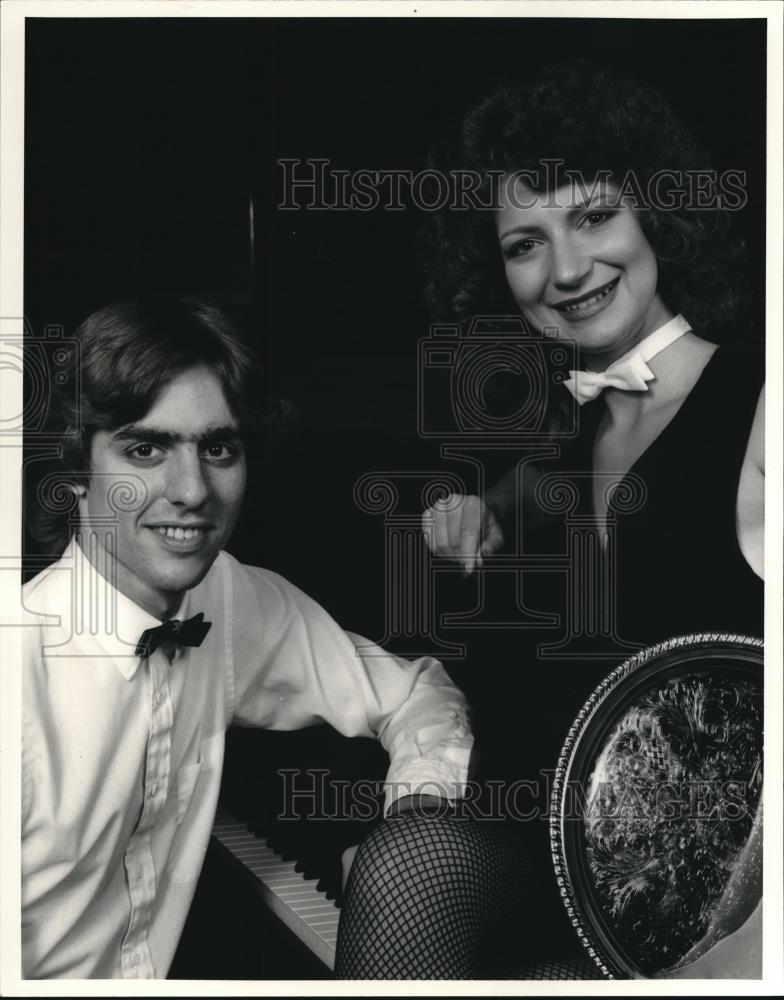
[[550, 633, 763, 979]]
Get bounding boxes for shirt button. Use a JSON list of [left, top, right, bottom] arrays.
[[149, 784, 158, 797], [131, 954, 141, 967], [155, 690, 165, 706]]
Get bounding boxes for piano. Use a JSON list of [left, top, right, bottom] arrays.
[[167, 725, 389, 979], [211, 809, 339, 971]]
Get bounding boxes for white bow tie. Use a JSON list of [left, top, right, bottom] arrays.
[[563, 315, 692, 406]]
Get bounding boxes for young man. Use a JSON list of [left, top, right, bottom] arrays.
[[21, 299, 474, 979]]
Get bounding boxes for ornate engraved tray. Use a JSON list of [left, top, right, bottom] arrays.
[[550, 634, 763, 979]]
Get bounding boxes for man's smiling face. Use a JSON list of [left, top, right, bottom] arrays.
[[79, 364, 247, 619]]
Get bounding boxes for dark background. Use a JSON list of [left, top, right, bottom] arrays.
[[24, 16, 767, 639], [22, 15, 768, 979]]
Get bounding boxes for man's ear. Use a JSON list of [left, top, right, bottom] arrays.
[[69, 482, 87, 522]]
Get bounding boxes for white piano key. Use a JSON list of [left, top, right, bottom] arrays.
[[212, 811, 339, 971]]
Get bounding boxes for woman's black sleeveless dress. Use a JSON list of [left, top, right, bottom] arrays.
[[586, 341, 763, 645], [468, 341, 764, 976]]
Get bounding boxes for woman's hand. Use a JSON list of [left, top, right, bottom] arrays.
[[421, 493, 504, 575]]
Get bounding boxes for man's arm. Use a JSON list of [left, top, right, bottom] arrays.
[[228, 556, 473, 813], [344, 632, 474, 812]]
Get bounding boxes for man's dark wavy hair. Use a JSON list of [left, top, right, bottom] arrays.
[[29, 297, 267, 555], [424, 61, 751, 339]]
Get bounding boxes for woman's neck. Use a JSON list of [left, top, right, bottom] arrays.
[[602, 332, 719, 425], [584, 299, 675, 371]]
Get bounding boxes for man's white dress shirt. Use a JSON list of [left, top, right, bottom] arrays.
[[21, 538, 473, 979]]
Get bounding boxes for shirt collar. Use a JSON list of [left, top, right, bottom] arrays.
[[611, 313, 692, 369], [65, 536, 192, 681]]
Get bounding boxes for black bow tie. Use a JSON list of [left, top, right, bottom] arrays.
[[135, 612, 212, 658]]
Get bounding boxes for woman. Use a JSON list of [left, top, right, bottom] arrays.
[[421, 61, 764, 977]]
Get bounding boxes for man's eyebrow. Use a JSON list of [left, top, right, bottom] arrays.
[[110, 424, 243, 445]]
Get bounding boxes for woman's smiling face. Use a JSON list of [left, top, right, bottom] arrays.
[[495, 178, 673, 364]]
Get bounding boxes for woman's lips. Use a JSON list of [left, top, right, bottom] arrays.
[[551, 277, 620, 322]]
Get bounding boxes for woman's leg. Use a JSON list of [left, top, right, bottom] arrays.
[[334, 809, 605, 979], [334, 811, 524, 978]]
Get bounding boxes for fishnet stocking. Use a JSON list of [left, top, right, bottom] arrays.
[[334, 812, 605, 980], [510, 954, 606, 980]]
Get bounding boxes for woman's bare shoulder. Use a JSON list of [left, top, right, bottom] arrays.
[[747, 384, 765, 473], [736, 384, 764, 578]]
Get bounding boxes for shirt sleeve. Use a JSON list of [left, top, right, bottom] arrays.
[[22, 707, 33, 836], [227, 556, 474, 812]]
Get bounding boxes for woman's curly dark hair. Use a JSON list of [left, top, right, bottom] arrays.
[[424, 61, 751, 341]]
